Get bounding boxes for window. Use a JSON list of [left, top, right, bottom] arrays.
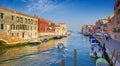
[[25, 18, 27, 24], [1, 24, 4, 29], [17, 33, 19, 37], [118, 3, 120, 7], [0, 13, 4, 19], [28, 19, 30, 24], [35, 32, 37, 36], [35, 26, 36, 30], [20, 17, 23, 23], [31, 19, 33, 24], [13, 25, 15, 30], [11, 25, 12, 30], [27, 26, 29, 30], [16, 17, 19, 22], [16, 25, 19, 30], [118, 9, 120, 14], [35, 21, 37, 25], [11, 33, 14, 36], [11, 16, 14, 20], [31, 26, 32, 30], [11, 24, 15, 30]]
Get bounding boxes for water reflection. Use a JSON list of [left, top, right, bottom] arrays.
[[0, 38, 67, 64], [0, 34, 96, 66], [38, 38, 67, 51]]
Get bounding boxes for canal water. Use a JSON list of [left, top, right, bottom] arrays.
[[0, 33, 96, 66]]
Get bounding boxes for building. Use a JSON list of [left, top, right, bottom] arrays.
[[38, 18, 55, 37], [48, 21, 55, 34], [38, 18, 49, 36], [95, 20, 101, 33], [59, 23, 67, 35], [0, 7, 38, 44], [55, 25, 61, 36], [114, 0, 120, 40], [55, 23, 67, 36], [106, 14, 115, 37], [81, 25, 90, 35], [88, 25, 95, 34], [95, 19, 109, 34]]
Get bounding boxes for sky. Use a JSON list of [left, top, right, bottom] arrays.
[[0, 0, 116, 31]]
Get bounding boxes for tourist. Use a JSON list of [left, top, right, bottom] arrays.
[[102, 43, 106, 53]]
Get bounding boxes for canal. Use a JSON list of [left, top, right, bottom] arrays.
[[0, 33, 96, 66]]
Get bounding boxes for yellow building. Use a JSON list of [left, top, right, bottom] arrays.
[[55, 25, 61, 36], [59, 23, 67, 36], [55, 23, 67, 36], [0, 7, 38, 44]]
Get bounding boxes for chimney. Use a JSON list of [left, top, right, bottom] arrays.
[[34, 13, 37, 18]]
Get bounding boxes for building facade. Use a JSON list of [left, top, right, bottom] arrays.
[[38, 18, 55, 37], [59, 23, 67, 36], [55, 25, 61, 36], [114, 0, 120, 40], [55, 23, 67, 36], [95, 20, 101, 33], [0, 7, 38, 44], [105, 14, 115, 39]]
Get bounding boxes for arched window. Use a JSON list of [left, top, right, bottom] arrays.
[[11, 24, 15, 30]]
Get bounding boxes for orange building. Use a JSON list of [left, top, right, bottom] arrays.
[[38, 18, 55, 37]]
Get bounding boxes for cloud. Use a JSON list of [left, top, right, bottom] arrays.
[[23, 0, 73, 16], [26, 0, 59, 15]]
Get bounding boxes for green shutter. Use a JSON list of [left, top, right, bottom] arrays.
[[1, 24, 4, 29]]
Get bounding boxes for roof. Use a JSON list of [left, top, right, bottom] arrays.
[[0, 7, 36, 19], [55, 25, 60, 27]]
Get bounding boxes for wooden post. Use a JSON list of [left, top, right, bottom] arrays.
[[113, 52, 118, 66], [110, 49, 115, 65], [74, 49, 76, 66], [61, 59, 65, 66]]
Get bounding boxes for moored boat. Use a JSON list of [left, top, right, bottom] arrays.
[[53, 36, 62, 39], [42, 38, 49, 42], [90, 45, 103, 58], [90, 38, 99, 46], [29, 40, 41, 45]]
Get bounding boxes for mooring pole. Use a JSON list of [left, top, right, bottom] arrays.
[[61, 59, 65, 66], [74, 49, 76, 66]]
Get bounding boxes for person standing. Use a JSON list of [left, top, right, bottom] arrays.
[[102, 43, 106, 53]]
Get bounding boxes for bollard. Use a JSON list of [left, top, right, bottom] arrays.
[[61, 59, 65, 66], [110, 49, 115, 65], [74, 49, 76, 66], [113, 52, 118, 66]]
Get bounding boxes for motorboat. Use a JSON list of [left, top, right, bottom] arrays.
[[56, 43, 65, 49], [96, 58, 109, 66], [90, 45, 103, 58], [42, 38, 49, 42]]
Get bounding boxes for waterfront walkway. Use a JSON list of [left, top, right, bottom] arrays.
[[101, 37, 120, 66]]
